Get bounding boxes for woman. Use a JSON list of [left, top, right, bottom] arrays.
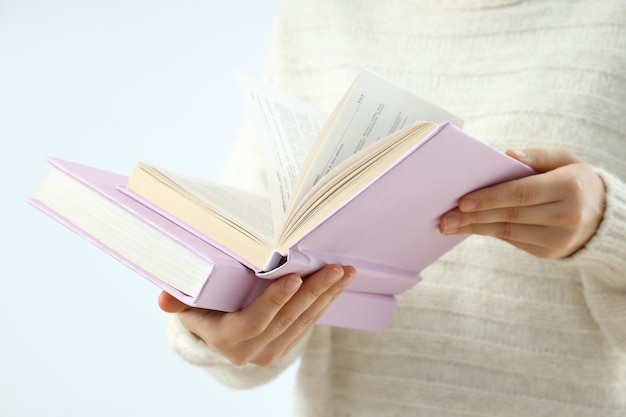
[[160, 1, 626, 415]]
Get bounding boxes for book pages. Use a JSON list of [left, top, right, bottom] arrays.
[[289, 70, 463, 209], [159, 169, 275, 244], [238, 75, 327, 234]]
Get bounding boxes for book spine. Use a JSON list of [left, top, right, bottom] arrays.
[[258, 246, 422, 295]]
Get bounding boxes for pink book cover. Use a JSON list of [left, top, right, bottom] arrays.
[[31, 158, 397, 331], [258, 123, 536, 293]]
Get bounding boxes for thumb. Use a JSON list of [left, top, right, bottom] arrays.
[[506, 148, 582, 173], [158, 291, 191, 313]]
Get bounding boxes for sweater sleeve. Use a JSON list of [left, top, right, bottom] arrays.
[[166, 315, 308, 389], [569, 167, 626, 352]]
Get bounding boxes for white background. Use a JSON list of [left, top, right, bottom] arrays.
[[0, 1, 299, 416]]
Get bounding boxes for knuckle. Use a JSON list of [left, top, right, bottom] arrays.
[[328, 287, 345, 303], [495, 223, 514, 240], [208, 323, 236, 350], [267, 293, 286, 309], [514, 183, 532, 205], [231, 314, 264, 340], [306, 284, 325, 299], [330, 276, 351, 292], [319, 286, 338, 303], [462, 223, 477, 235], [241, 322, 264, 339], [275, 312, 296, 332], [297, 310, 317, 328], [504, 207, 520, 222], [557, 199, 586, 227], [252, 349, 278, 368], [561, 209, 584, 227], [564, 175, 584, 197]]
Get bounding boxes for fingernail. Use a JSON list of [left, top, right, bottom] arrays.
[[443, 215, 460, 230], [510, 149, 528, 160], [283, 275, 302, 293], [461, 199, 477, 211], [325, 266, 344, 284], [440, 215, 461, 235]]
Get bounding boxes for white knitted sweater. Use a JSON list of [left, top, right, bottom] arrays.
[[168, 1, 626, 415]]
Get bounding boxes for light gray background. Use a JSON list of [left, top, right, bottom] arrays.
[[0, 1, 299, 416]]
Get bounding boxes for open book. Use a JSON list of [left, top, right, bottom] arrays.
[[127, 71, 532, 279], [32, 70, 534, 331]]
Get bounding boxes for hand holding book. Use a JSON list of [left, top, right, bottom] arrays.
[[159, 265, 356, 367], [439, 147, 605, 259]]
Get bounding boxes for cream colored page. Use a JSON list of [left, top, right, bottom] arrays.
[[278, 122, 436, 246], [239, 76, 327, 233], [289, 70, 463, 207], [161, 169, 275, 243]]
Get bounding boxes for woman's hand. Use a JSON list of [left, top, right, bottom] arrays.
[[159, 264, 356, 367], [439, 148, 606, 259]]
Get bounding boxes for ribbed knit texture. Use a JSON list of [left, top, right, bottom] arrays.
[[169, 1, 626, 415]]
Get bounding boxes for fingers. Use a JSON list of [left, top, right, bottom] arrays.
[[251, 267, 356, 366], [169, 264, 357, 367], [455, 169, 572, 213], [506, 148, 581, 172], [440, 200, 578, 233], [439, 147, 606, 259], [178, 273, 303, 351], [223, 273, 304, 341], [265, 265, 357, 354], [458, 147, 582, 213], [447, 221, 576, 253], [222, 265, 355, 366], [158, 291, 191, 313]]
